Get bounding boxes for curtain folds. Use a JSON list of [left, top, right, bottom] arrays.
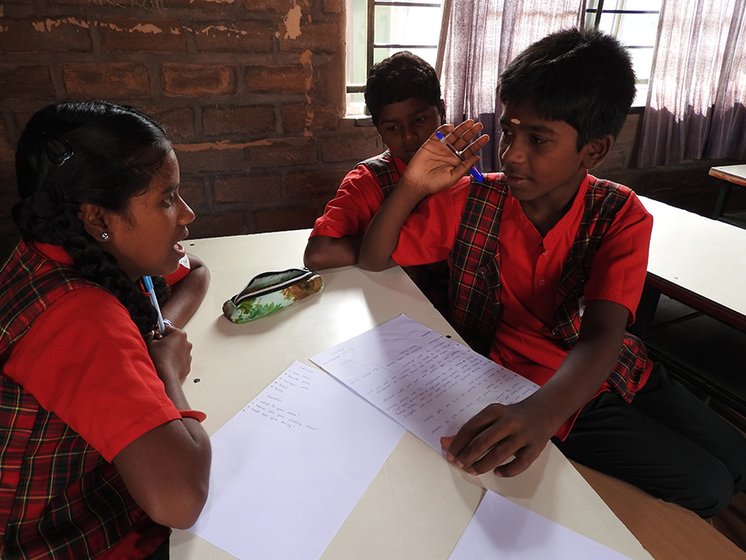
[[436, 1, 583, 170], [637, 0, 746, 167]]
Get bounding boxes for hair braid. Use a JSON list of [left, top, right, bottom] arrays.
[[12, 100, 173, 338]]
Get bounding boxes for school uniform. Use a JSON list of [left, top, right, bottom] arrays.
[[310, 150, 450, 314], [0, 241, 190, 558], [392, 172, 746, 517]]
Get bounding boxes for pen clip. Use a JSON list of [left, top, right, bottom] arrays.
[[434, 131, 484, 182]]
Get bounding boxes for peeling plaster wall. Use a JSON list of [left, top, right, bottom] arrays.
[[0, 0, 382, 256]]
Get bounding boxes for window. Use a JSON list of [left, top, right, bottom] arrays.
[[345, 0, 662, 115], [585, 0, 662, 106], [345, 0, 443, 115]]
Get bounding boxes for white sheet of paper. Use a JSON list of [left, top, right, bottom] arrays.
[[310, 314, 539, 452], [188, 361, 405, 560], [450, 491, 631, 559]]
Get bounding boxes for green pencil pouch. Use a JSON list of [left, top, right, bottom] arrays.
[[222, 267, 323, 323]]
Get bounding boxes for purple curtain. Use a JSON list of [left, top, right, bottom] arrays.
[[436, 0, 583, 171], [638, 0, 746, 167]]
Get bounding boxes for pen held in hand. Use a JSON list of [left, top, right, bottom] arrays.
[[435, 130, 484, 182], [142, 275, 166, 335]]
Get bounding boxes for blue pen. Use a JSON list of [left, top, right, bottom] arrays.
[[142, 275, 166, 335], [435, 130, 484, 182]]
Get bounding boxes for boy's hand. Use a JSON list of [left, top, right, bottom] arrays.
[[147, 324, 193, 385], [401, 119, 490, 195], [440, 399, 554, 477]]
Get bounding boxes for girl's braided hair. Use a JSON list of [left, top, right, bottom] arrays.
[[13, 100, 172, 336]]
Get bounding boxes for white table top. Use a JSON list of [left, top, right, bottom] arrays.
[[639, 196, 746, 330], [170, 229, 650, 560], [709, 164, 746, 187]]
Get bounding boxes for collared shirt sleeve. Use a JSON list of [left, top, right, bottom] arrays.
[[163, 254, 191, 285], [391, 178, 471, 266], [4, 287, 181, 462], [584, 192, 653, 323], [310, 164, 386, 239]]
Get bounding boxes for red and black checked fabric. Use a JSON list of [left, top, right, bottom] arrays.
[[448, 174, 648, 403], [0, 242, 154, 559], [362, 152, 451, 315]]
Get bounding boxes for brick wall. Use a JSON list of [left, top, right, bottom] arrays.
[[0, 1, 738, 260], [0, 0, 382, 258]]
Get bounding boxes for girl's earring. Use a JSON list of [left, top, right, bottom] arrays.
[[100, 232, 110, 241]]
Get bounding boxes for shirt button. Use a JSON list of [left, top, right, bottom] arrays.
[[538, 279, 546, 286]]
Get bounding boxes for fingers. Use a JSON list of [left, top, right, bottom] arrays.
[[438, 120, 487, 153], [441, 402, 546, 477]]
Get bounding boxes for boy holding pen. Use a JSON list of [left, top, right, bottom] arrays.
[[359, 28, 746, 518], [304, 51, 454, 313]]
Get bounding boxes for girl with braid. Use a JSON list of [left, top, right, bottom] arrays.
[[0, 100, 211, 559]]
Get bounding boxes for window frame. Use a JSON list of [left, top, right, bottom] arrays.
[[345, 0, 661, 113], [346, 0, 442, 112]]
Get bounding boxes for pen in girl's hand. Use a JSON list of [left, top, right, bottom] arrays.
[[142, 275, 166, 335], [435, 130, 484, 182]]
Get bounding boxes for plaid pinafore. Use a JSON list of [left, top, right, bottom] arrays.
[[361, 151, 451, 315], [448, 175, 647, 403], [0, 241, 164, 559]]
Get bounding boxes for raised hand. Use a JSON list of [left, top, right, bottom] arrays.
[[400, 120, 490, 196]]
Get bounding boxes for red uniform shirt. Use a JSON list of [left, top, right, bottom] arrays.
[[393, 174, 654, 437], [2, 242, 185, 558], [310, 156, 405, 238]]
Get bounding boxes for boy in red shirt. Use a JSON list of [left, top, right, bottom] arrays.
[[359, 28, 746, 518], [304, 51, 451, 312]]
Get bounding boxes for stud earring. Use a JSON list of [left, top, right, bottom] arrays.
[[100, 232, 110, 241]]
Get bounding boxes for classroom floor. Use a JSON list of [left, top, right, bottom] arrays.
[[640, 296, 746, 553]]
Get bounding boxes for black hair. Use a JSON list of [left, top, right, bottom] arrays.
[[498, 28, 636, 149], [12, 100, 172, 336], [364, 51, 442, 125]]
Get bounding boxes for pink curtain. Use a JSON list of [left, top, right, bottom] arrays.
[[638, 0, 746, 167], [435, 0, 583, 170]]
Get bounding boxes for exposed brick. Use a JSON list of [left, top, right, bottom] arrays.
[[245, 65, 308, 94], [0, 17, 91, 52], [285, 166, 349, 199], [255, 204, 317, 232], [158, 0, 243, 10], [241, 0, 294, 11], [278, 22, 341, 54], [188, 211, 248, 240], [313, 55, 346, 110], [86, 0, 166, 6], [147, 106, 195, 142], [247, 137, 317, 167], [0, 65, 54, 98], [174, 142, 248, 173], [178, 179, 207, 210], [192, 20, 273, 52], [202, 105, 275, 137], [162, 63, 236, 97], [63, 63, 151, 98], [320, 133, 380, 163], [0, 190, 19, 220], [98, 18, 187, 53], [281, 103, 339, 132], [0, 134, 12, 165], [323, 0, 342, 13], [214, 174, 281, 204]]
